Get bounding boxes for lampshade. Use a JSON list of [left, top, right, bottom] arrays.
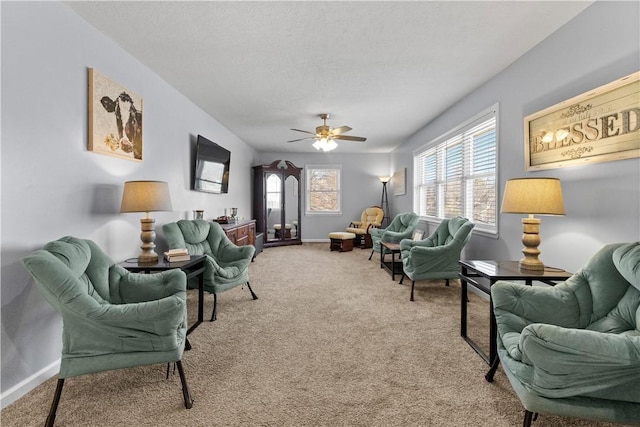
[[501, 177, 565, 216], [378, 176, 390, 183], [120, 180, 172, 263], [501, 177, 565, 271], [121, 181, 173, 213]]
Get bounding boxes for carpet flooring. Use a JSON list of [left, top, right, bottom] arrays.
[[1, 243, 626, 426]]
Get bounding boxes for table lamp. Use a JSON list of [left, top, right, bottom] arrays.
[[120, 180, 173, 263], [501, 177, 565, 271]]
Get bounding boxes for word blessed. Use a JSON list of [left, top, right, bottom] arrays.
[[531, 108, 640, 154]]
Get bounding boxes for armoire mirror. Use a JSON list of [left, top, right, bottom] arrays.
[[253, 160, 302, 247]]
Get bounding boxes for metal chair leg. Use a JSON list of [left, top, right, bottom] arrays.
[[210, 293, 217, 321], [522, 410, 534, 427], [45, 378, 65, 427], [368, 250, 374, 260], [485, 357, 500, 382], [445, 279, 450, 286], [410, 280, 415, 301], [246, 282, 258, 300], [399, 274, 404, 285], [175, 361, 194, 409]]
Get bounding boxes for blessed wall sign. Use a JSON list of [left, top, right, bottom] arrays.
[[524, 71, 639, 171]]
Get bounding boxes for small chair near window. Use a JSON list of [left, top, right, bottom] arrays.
[[368, 212, 420, 260], [399, 216, 474, 301], [346, 206, 384, 249], [163, 219, 257, 321], [21, 237, 193, 427]]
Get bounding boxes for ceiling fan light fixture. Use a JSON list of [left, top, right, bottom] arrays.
[[312, 137, 338, 152]]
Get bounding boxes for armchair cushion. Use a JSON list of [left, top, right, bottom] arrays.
[[370, 212, 419, 255], [491, 242, 640, 425], [400, 217, 474, 281], [346, 206, 384, 235], [164, 219, 255, 294], [22, 236, 187, 379]]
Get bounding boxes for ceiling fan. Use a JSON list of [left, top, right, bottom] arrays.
[[287, 113, 366, 152]]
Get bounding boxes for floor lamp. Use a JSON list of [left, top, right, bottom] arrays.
[[379, 176, 390, 227], [501, 177, 565, 271]]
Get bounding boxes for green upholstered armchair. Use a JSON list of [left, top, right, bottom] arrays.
[[346, 206, 384, 249], [163, 219, 257, 321], [21, 236, 192, 427], [368, 212, 419, 260], [399, 216, 474, 301], [490, 242, 640, 426]]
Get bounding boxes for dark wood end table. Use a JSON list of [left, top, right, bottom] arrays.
[[380, 242, 402, 281], [119, 255, 207, 348], [459, 260, 571, 378]]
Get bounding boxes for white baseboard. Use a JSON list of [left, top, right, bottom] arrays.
[[1, 359, 60, 409]]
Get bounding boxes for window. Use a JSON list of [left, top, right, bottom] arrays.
[[414, 105, 498, 234], [305, 165, 341, 214]]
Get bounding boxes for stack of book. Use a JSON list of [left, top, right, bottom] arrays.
[[164, 248, 190, 262]]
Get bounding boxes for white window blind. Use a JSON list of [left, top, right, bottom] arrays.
[[414, 105, 498, 234]]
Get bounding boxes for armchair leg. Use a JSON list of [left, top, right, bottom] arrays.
[[175, 360, 194, 409], [45, 378, 65, 427], [210, 294, 217, 321], [445, 279, 450, 286], [246, 282, 258, 300], [368, 250, 374, 260], [410, 280, 415, 301], [399, 274, 404, 285], [522, 410, 534, 427]]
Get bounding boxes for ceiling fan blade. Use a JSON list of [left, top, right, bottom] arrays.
[[290, 128, 316, 135], [334, 135, 366, 142], [287, 137, 315, 143], [331, 126, 352, 135]]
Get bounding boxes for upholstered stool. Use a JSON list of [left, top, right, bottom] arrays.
[[274, 223, 292, 238], [329, 232, 356, 252]]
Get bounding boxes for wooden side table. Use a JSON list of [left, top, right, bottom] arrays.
[[459, 260, 571, 373], [119, 255, 207, 348]]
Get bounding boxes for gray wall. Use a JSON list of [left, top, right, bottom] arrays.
[[391, 1, 640, 274], [254, 153, 391, 240], [2, 0, 639, 408], [1, 1, 258, 405]]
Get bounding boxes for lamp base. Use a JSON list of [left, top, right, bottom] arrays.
[[138, 217, 159, 263], [519, 216, 544, 272], [518, 258, 545, 271]]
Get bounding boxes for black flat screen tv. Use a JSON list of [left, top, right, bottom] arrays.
[[193, 135, 230, 194]]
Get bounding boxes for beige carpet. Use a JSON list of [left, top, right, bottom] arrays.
[[1, 243, 624, 426]]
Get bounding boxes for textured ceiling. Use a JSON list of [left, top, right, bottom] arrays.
[[65, 1, 592, 154]]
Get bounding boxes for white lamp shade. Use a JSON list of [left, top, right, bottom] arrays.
[[120, 180, 173, 213]]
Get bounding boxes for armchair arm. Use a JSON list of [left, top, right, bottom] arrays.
[[518, 324, 640, 399], [350, 220, 363, 228], [369, 227, 386, 239], [492, 280, 582, 337], [110, 265, 187, 304], [380, 229, 412, 243], [217, 241, 255, 264]]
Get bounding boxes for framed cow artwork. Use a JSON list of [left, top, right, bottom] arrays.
[[88, 68, 143, 161]]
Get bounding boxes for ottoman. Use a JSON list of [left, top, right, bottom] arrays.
[[274, 223, 292, 238], [329, 232, 356, 252]]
